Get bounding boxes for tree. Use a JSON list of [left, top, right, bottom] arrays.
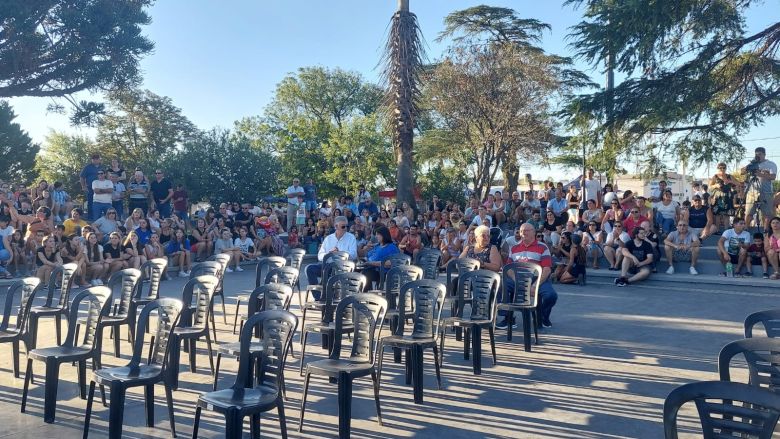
[[0, 1, 155, 122], [96, 88, 197, 169], [35, 132, 100, 199], [0, 101, 38, 182], [381, 0, 426, 210], [566, 0, 780, 172]]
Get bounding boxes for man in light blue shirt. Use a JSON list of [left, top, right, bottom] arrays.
[[547, 189, 568, 221]]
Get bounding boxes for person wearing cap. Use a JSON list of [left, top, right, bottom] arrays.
[[709, 162, 736, 233], [742, 146, 777, 230], [79, 153, 102, 220], [688, 195, 717, 241]]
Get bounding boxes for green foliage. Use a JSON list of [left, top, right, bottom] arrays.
[[0, 102, 38, 182], [162, 129, 280, 204], [417, 164, 469, 205], [35, 132, 101, 200]]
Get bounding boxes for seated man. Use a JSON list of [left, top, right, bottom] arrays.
[[664, 221, 701, 275], [687, 195, 717, 241], [614, 227, 654, 286], [717, 218, 751, 277], [304, 215, 357, 297]]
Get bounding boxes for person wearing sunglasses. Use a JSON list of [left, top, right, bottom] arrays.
[[305, 215, 357, 288], [601, 199, 625, 233]]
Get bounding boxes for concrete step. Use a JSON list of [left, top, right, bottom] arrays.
[[583, 268, 780, 291]]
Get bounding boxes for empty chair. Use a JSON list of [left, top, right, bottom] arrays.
[[135, 258, 167, 307], [82, 298, 184, 439], [299, 259, 355, 333], [28, 263, 78, 348], [299, 294, 387, 438], [206, 254, 230, 324], [167, 275, 220, 389], [415, 248, 442, 280], [498, 262, 542, 352], [663, 380, 780, 438], [375, 265, 423, 363], [304, 251, 350, 303], [299, 272, 367, 375], [0, 278, 42, 377], [377, 253, 412, 289], [236, 267, 299, 334], [444, 257, 480, 341], [193, 310, 298, 439], [745, 309, 780, 338], [718, 337, 780, 393], [439, 269, 501, 375], [233, 256, 286, 334], [214, 283, 294, 391], [21, 286, 112, 423], [377, 280, 446, 404], [286, 248, 306, 307], [190, 261, 224, 341]]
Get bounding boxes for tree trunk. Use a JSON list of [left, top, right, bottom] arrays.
[[396, 130, 415, 209], [502, 159, 519, 194]]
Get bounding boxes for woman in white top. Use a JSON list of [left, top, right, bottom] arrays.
[[604, 222, 630, 270], [394, 209, 410, 229], [654, 190, 680, 235]]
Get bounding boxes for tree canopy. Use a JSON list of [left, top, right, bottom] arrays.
[[0, 102, 38, 181]]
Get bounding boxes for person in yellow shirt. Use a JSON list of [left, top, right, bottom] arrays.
[[63, 208, 89, 236]]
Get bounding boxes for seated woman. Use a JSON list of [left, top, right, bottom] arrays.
[[122, 230, 146, 269], [166, 228, 192, 277], [36, 235, 62, 283], [103, 232, 128, 276], [144, 232, 166, 262], [361, 226, 400, 289], [84, 232, 109, 285], [558, 234, 587, 284], [61, 233, 90, 287], [214, 228, 242, 272], [235, 226, 259, 260], [439, 227, 462, 268], [582, 221, 605, 269], [398, 223, 424, 260]]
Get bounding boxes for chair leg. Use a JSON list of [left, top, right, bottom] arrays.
[[20, 358, 33, 413], [11, 340, 19, 378], [533, 311, 539, 344], [412, 344, 424, 404], [376, 342, 386, 384], [232, 299, 242, 335], [78, 359, 87, 399], [113, 324, 121, 357], [299, 330, 309, 376], [250, 413, 260, 439], [43, 358, 60, 423], [164, 384, 176, 437], [404, 348, 412, 385], [337, 372, 353, 438], [148, 335, 156, 363], [189, 339, 197, 373], [209, 310, 218, 344], [213, 353, 222, 391], [192, 406, 201, 439], [108, 384, 127, 439], [144, 384, 154, 427], [371, 368, 383, 425], [277, 394, 289, 439], [220, 293, 227, 324], [298, 371, 312, 432], [55, 314, 62, 345], [439, 329, 446, 369], [205, 330, 215, 374], [225, 409, 242, 439], [432, 344, 442, 390], [74, 324, 81, 347], [488, 325, 497, 366], [463, 327, 470, 360], [83, 381, 95, 439]]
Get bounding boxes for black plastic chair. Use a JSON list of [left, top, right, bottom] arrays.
[[299, 272, 367, 375], [75, 269, 141, 358], [193, 310, 298, 439], [415, 248, 442, 280], [167, 275, 220, 389], [377, 279, 446, 404], [0, 278, 42, 377], [206, 253, 230, 325], [499, 262, 542, 352], [373, 265, 423, 363], [233, 256, 286, 334], [299, 294, 387, 438], [663, 380, 780, 438], [439, 269, 500, 375], [82, 297, 184, 439], [214, 283, 294, 391], [28, 262, 78, 349], [377, 253, 411, 289], [718, 337, 780, 393], [21, 286, 112, 423], [444, 258, 480, 341], [745, 309, 780, 338], [190, 261, 224, 341], [303, 251, 350, 304]]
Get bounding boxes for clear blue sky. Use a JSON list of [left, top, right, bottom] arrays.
[[8, 0, 779, 179]]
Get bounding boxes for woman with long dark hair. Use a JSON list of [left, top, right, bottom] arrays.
[[361, 226, 400, 289]]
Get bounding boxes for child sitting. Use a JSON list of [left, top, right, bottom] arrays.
[[288, 226, 301, 249], [746, 232, 769, 278]]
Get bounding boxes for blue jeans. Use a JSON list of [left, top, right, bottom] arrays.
[[305, 263, 323, 300], [92, 202, 112, 223], [174, 210, 188, 224], [305, 200, 317, 212], [655, 212, 676, 234], [86, 189, 95, 220], [112, 200, 125, 220], [501, 276, 558, 324], [0, 248, 10, 275]]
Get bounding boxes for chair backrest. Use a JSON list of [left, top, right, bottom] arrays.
[[65, 286, 112, 350], [398, 280, 446, 339], [107, 268, 142, 317], [137, 258, 168, 301], [234, 310, 298, 392], [330, 294, 387, 364], [43, 263, 77, 308], [719, 337, 780, 393], [247, 283, 294, 317], [745, 309, 780, 338], [322, 251, 350, 266], [445, 257, 480, 296], [663, 380, 780, 439], [264, 266, 299, 289], [285, 248, 306, 270], [0, 278, 41, 333], [461, 270, 501, 320], [323, 272, 367, 324], [189, 261, 221, 279], [129, 298, 184, 369], [383, 265, 423, 312], [209, 253, 231, 272], [379, 253, 412, 282], [501, 262, 544, 308], [255, 256, 286, 288], [320, 258, 356, 289], [415, 248, 442, 280], [180, 275, 219, 330]]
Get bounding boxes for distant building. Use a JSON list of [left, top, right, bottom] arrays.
[[615, 172, 697, 202]]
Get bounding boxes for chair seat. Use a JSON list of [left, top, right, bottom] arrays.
[[174, 327, 208, 338], [306, 358, 374, 378], [497, 303, 535, 311], [304, 322, 354, 334], [30, 305, 64, 315], [306, 286, 322, 292], [444, 317, 493, 327], [29, 345, 92, 362], [0, 328, 21, 340], [93, 364, 164, 385], [235, 294, 250, 302], [197, 385, 278, 413], [303, 301, 325, 311], [380, 335, 436, 348], [100, 315, 129, 325], [217, 340, 267, 357]]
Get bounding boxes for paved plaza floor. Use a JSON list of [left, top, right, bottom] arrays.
[[0, 268, 772, 438]]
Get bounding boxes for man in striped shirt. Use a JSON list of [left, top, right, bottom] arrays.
[[498, 222, 558, 329]]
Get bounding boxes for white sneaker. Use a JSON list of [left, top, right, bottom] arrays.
[[226, 267, 234, 273], [179, 271, 188, 278], [90, 279, 99, 286], [689, 266, 699, 275], [235, 266, 244, 272], [666, 266, 675, 275]]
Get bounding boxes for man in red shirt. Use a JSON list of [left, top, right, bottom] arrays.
[[498, 222, 559, 329]]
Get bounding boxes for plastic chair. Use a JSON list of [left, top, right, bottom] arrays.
[[499, 262, 542, 352], [206, 253, 230, 324], [718, 337, 780, 393], [233, 256, 286, 334], [28, 263, 78, 348], [286, 248, 306, 307], [190, 261, 224, 341], [444, 258, 480, 341], [135, 258, 167, 307], [299, 259, 355, 334], [377, 279, 446, 404], [75, 269, 141, 358], [21, 286, 112, 423], [439, 269, 501, 375], [745, 309, 780, 338], [214, 283, 294, 391], [82, 298, 184, 439], [235, 267, 299, 336], [193, 310, 298, 439], [167, 275, 220, 389], [377, 253, 411, 289], [663, 380, 780, 438], [299, 272, 367, 375], [299, 294, 387, 438], [374, 265, 423, 363], [415, 248, 442, 280], [0, 278, 42, 377], [303, 251, 350, 304]]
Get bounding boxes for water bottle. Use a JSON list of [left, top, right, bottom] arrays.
[[726, 262, 733, 277]]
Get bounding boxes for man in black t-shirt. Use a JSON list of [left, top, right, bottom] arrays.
[[150, 169, 173, 218], [615, 227, 654, 286]]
